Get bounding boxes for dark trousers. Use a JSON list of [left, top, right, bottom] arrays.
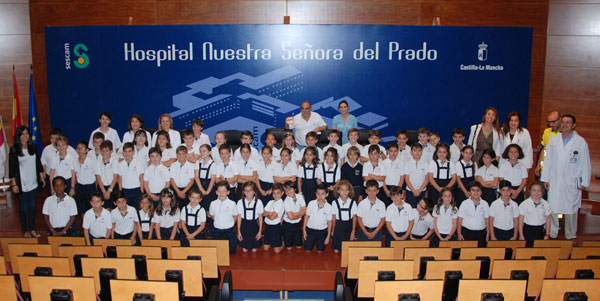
[[101, 185, 116, 209], [123, 187, 143, 209], [114, 232, 133, 240], [282, 221, 303, 248], [385, 231, 406, 247], [174, 187, 188, 209], [52, 225, 77, 237], [212, 227, 237, 254], [18, 188, 38, 233], [512, 186, 525, 205], [75, 183, 95, 215], [405, 190, 425, 208], [305, 228, 328, 251], [430, 233, 454, 248], [462, 226, 487, 247], [358, 227, 382, 242], [523, 223, 545, 248], [493, 227, 515, 241]]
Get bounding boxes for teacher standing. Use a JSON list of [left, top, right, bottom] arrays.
[[468, 107, 503, 167], [331, 100, 358, 144], [9, 126, 45, 238]]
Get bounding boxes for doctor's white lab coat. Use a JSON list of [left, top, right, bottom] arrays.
[[540, 133, 591, 214]]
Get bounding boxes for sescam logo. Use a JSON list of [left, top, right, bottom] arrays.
[[459, 41, 504, 71], [64, 43, 89, 69]]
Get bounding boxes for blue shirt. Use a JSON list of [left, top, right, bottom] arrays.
[[332, 114, 358, 144], [563, 132, 574, 146]]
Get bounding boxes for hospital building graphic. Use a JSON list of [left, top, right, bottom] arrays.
[[169, 66, 391, 148]]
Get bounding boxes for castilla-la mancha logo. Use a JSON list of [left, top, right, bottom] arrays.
[[477, 42, 488, 61]]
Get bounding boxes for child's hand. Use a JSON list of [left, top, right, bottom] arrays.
[[103, 190, 111, 200], [519, 235, 525, 241], [69, 189, 76, 197], [366, 232, 375, 240], [186, 234, 195, 240], [255, 233, 262, 241], [544, 235, 549, 240], [324, 236, 330, 245], [510, 190, 519, 199], [177, 191, 186, 199], [490, 236, 497, 241], [303, 231, 307, 241], [130, 236, 137, 245], [151, 194, 159, 201], [350, 232, 356, 241], [237, 232, 243, 241], [11, 185, 19, 194], [458, 234, 464, 241], [510, 236, 517, 241]]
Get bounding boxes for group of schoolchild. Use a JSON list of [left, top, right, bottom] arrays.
[[40, 112, 551, 256]]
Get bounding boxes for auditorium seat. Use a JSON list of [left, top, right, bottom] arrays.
[[223, 129, 243, 152], [266, 127, 292, 148], [317, 129, 342, 148]]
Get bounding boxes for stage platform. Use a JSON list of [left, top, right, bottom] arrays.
[[223, 246, 344, 291]]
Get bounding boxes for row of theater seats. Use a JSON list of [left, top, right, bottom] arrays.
[[0, 237, 233, 301], [340, 240, 600, 300]]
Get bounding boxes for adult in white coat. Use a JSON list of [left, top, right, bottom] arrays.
[[468, 107, 503, 167], [540, 114, 591, 239], [501, 111, 533, 169]]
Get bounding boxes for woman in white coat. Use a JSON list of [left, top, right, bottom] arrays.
[[468, 107, 503, 167], [501, 111, 533, 169], [151, 113, 181, 148], [540, 114, 591, 240]]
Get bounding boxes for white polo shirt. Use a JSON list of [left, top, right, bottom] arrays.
[[160, 148, 176, 163], [428, 160, 456, 180], [421, 143, 435, 163], [289, 112, 327, 147], [383, 157, 404, 186], [180, 204, 206, 227], [432, 205, 458, 235], [519, 198, 551, 226], [41, 144, 78, 175], [209, 198, 239, 229], [233, 146, 261, 163], [297, 164, 319, 180], [88, 127, 121, 150], [50, 153, 75, 179], [458, 198, 490, 231], [283, 194, 306, 224], [134, 146, 150, 166], [357, 198, 386, 228], [397, 145, 412, 163], [169, 161, 196, 188], [475, 164, 499, 182], [198, 159, 216, 180], [362, 161, 386, 187], [450, 143, 463, 164], [332, 198, 357, 221], [111, 205, 139, 235], [138, 209, 152, 232], [341, 142, 363, 161], [360, 144, 387, 159], [264, 199, 285, 225], [456, 160, 476, 179], [95, 157, 119, 186], [305, 200, 333, 230], [385, 202, 414, 233], [74, 156, 96, 185], [216, 162, 240, 188], [236, 159, 259, 177], [193, 133, 211, 148], [404, 158, 429, 191], [153, 209, 181, 228], [499, 161, 528, 187], [258, 161, 276, 183], [411, 210, 434, 236], [319, 163, 340, 184], [264, 146, 281, 163], [118, 159, 144, 189], [489, 198, 520, 230], [211, 146, 225, 165], [143, 164, 170, 194], [274, 162, 297, 179], [83, 208, 112, 238], [42, 195, 78, 228], [237, 198, 265, 221]]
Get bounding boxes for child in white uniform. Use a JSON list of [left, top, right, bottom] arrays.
[[489, 180, 519, 241], [384, 187, 414, 247], [170, 145, 196, 208], [427, 143, 457, 203], [236, 182, 264, 252], [457, 181, 490, 247], [209, 181, 240, 254], [331, 180, 357, 252], [282, 181, 306, 249], [475, 149, 500, 205], [111, 191, 139, 244], [431, 187, 458, 247], [257, 146, 276, 206], [263, 183, 286, 253], [137, 195, 154, 240], [153, 188, 180, 241], [499, 144, 528, 204], [410, 198, 435, 241], [83, 192, 112, 245], [143, 147, 170, 207], [404, 143, 429, 208], [519, 182, 551, 247], [303, 184, 333, 252], [95, 141, 119, 209], [180, 189, 206, 246], [118, 142, 145, 208], [357, 180, 386, 242], [382, 142, 404, 207]]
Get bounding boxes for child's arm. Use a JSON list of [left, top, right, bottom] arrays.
[[192, 222, 206, 238], [544, 215, 551, 240], [422, 228, 434, 240], [170, 221, 179, 240], [372, 218, 385, 237], [325, 220, 332, 245], [330, 214, 337, 237], [357, 216, 368, 238], [512, 180, 527, 199], [236, 214, 244, 241], [97, 175, 110, 200], [433, 216, 443, 240], [490, 177, 500, 189], [489, 217, 497, 240], [49, 169, 56, 195], [238, 171, 258, 183], [256, 214, 263, 241], [397, 176, 404, 190], [518, 215, 525, 240], [148, 221, 155, 239], [162, 158, 177, 168], [226, 175, 238, 186], [44, 214, 59, 235], [84, 229, 91, 245], [153, 222, 161, 240], [448, 218, 457, 239], [457, 217, 464, 240], [457, 177, 469, 196], [110, 223, 116, 238], [139, 174, 145, 193], [485, 217, 491, 241], [297, 177, 303, 195], [404, 175, 416, 192], [302, 214, 309, 241], [403, 220, 414, 240], [63, 216, 76, 235], [385, 221, 399, 241], [351, 215, 357, 241], [170, 178, 184, 198], [417, 176, 429, 193], [511, 217, 519, 240], [446, 174, 457, 188], [69, 170, 77, 197], [428, 172, 442, 192], [109, 174, 118, 195]]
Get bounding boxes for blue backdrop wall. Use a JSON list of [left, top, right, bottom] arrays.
[[45, 24, 532, 148]]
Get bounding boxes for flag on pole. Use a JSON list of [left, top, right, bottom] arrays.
[[29, 70, 43, 154], [0, 116, 8, 179], [12, 66, 24, 137]]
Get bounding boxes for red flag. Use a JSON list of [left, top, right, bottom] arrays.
[[12, 69, 23, 137]]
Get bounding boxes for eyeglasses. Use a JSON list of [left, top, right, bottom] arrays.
[[546, 119, 559, 125]]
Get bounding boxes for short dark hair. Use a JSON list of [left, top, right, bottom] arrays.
[[452, 128, 466, 137], [501, 143, 524, 160], [122, 142, 135, 152], [387, 142, 398, 150], [100, 140, 113, 151], [52, 176, 66, 187], [365, 180, 379, 190], [499, 180, 512, 189], [183, 129, 194, 137], [49, 128, 63, 136], [316, 183, 328, 193], [468, 181, 483, 191], [562, 114, 576, 124], [92, 132, 105, 141], [215, 181, 229, 190], [100, 112, 112, 120]]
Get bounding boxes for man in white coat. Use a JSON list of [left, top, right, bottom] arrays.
[[540, 114, 591, 239]]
